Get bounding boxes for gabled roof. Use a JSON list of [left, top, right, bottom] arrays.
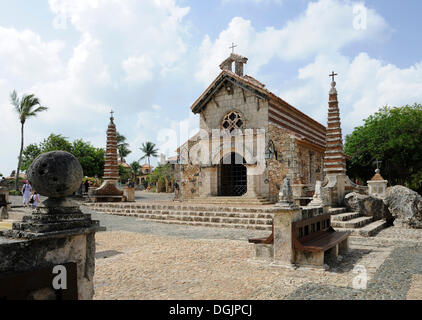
[[191, 69, 269, 114], [190, 69, 326, 131]]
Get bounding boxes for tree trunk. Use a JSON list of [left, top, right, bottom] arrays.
[[15, 122, 24, 191]]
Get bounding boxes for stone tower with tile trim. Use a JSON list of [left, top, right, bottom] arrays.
[[92, 111, 123, 202], [321, 73, 368, 206], [324, 77, 347, 175], [103, 112, 119, 181]]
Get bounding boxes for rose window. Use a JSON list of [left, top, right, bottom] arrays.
[[221, 111, 244, 133]]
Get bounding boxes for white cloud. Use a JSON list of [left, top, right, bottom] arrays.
[[195, 0, 390, 85], [49, 0, 190, 83], [221, 0, 283, 4], [122, 55, 155, 84], [280, 52, 422, 135]]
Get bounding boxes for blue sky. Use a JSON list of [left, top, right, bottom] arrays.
[[1, 0, 422, 176]]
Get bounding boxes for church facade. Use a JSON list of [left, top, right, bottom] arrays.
[[177, 53, 326, 203]]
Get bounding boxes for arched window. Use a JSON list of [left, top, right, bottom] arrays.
[[221, 110, 244, 133]]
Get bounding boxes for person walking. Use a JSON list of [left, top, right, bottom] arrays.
[[84, 179, 90, 194], [21, 181, 32, 207], [173, 181, 180, 202], [30, 191, 40, 209]]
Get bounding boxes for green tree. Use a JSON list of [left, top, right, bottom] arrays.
[[21, 134, 105, 178], [146, 164, 173, 192], [21, 143, 42, 171], [11, 90, 48, 190], [129, 161, 141, 183], [40, 133, 72, 153], [71, 139, 105, 177], [139, 141, 158, 168], [117, 132, 131, 163], [344, 104, 422, 193], [118, 164, 131, 184]]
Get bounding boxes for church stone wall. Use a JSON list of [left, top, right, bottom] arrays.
[[180, 164, 201, 199], [267, 123, 324, 202], [200, 85, 268, 132]]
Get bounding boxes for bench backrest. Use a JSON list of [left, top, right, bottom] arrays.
[[292, 213, 331, 241]]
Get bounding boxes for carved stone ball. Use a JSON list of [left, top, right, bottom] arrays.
[[28, 151, 83, 198]]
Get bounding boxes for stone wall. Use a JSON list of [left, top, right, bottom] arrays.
[[180, 164, 201, 199], [267, 123, 324, 202], [200, 85, 269, 132], [0, 233, 96, 300]]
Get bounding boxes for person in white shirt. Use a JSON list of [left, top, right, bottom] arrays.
[[21, 182, 32, 207]]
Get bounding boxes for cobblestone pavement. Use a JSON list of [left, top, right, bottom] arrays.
[[5, 200, 422, 300], [90, 210, 422, 300]]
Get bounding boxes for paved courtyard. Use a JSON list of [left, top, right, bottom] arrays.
[[85, 206, 422, 300]]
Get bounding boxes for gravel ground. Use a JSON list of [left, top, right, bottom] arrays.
[[91, 210, 422, 300], [5, 197, 422, 300]]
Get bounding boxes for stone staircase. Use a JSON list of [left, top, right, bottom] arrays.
[[86, 202, 274, 231], [186, 196, 274, 205], [329, 207, 388, 237]]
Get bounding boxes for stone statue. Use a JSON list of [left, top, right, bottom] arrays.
[[276, 177, 298, 208], [308, 180, 324, 208]]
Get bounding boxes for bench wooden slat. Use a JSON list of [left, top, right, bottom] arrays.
[[299, 229, 350, 252]]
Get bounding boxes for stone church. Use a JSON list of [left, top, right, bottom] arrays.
[[177, 53, 327, 203]]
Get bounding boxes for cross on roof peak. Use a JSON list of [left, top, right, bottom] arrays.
[[375, 158, 382, 170], [329, 71, 338, 82], [110, 109, 114, 120], [229, 42, 237, 54]]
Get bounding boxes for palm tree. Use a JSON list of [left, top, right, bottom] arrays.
[[11, 90, 48, 191], [117, 132, 131, 163], [130, 161, 141, 184], [139, 141, 158, 169]]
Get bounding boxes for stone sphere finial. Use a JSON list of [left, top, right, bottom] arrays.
[[28, 151, 83, 198]]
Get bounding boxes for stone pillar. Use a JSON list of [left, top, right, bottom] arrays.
[[124, 187, 135, 202], [367, 169, 388, 199], [199, 166, 218, 197], [0, 151, 104, 300], [273, 206, 302, 266], [244, 165, 259, 198], [273, 177, 302, 266]]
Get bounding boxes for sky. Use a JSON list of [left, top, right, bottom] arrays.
[[1, 0, 422, 176]]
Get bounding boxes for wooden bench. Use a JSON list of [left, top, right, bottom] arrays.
[[249, 212, 351, 267], [292, 213, 350, 253]]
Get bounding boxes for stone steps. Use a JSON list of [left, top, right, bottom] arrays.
[[329, 206, 389, 237], [97, 210, 272, 231], [333, 220, 387, 237], [329, 207, 347, 215], [331, 216, 373, 228], [186, 196, 274, 205], [331, 211, 360, 221], [131, 218, 272, 231], [88, 203, 275, 231]]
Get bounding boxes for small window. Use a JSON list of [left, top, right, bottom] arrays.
[[326, 219, 330, 228], [311, 223, 315, 233], [322, 220, 326, 229], [298, 228, 303, 238], [304, 225, 309, 236], [317, 222, 321, 231]]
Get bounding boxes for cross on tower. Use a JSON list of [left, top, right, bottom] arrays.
[[229, 42, 237, 54], [110, 110, 114, 119], [375, 158, 382, 170], [329, 71, 338, 82]]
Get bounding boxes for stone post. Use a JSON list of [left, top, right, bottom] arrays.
[[367, 169, 388, 199], [0, 151, 104, 300], [244, 165, 258, 198], [273, 177, 302, 266]]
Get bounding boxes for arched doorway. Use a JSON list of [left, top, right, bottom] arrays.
[[218, 152, 247, 196]]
